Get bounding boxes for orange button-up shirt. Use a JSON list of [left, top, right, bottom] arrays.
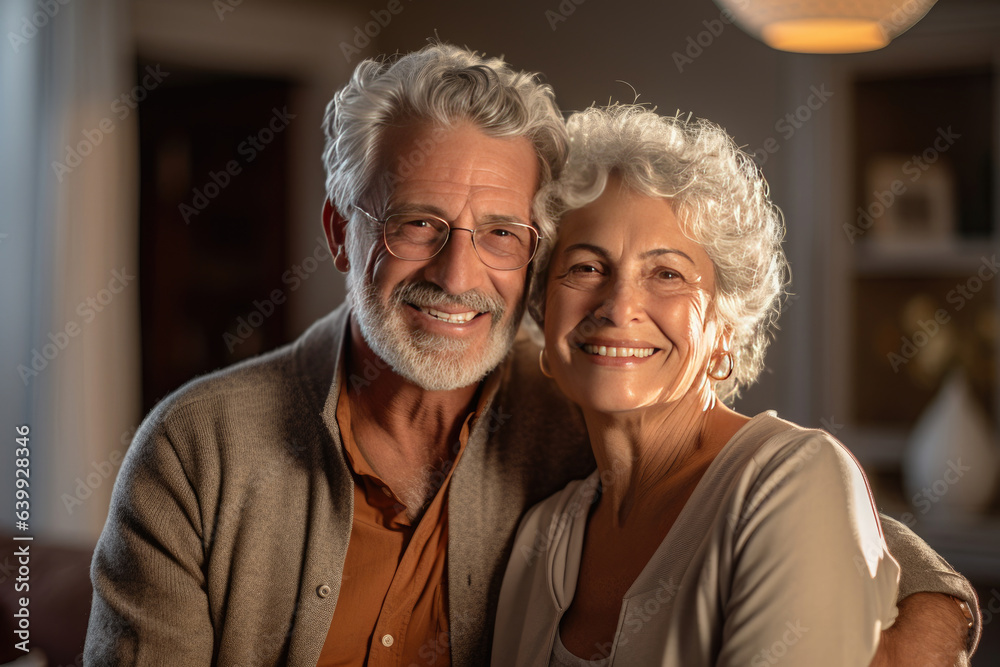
[[317, 373, 491, 666]]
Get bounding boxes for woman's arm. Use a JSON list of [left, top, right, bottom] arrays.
[[717, 432, 900, 667]]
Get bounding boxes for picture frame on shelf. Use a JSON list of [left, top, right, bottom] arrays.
[[864, 153, 957, 249]]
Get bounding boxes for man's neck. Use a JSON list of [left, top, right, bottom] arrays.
[[343, 319, 481, 516]]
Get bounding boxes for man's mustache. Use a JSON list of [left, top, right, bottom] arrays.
[[392, 281, 506, 319]]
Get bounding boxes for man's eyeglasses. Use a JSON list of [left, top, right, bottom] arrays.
[[353, 205, 542, 271]]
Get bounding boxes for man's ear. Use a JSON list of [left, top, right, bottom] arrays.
[[322, 199, 350, 273]]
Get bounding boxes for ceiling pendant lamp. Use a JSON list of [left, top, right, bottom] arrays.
[[712, 0, 938, 53]]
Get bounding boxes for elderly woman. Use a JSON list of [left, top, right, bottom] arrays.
[[492, 105, 900, 666]]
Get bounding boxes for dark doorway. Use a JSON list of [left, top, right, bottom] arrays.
[[137, 61, 293, 414]]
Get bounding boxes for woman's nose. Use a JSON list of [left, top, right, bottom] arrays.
[[592, 278, 644, 326]]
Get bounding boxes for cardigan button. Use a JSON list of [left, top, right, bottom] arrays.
[[317, 584, 331, 598]]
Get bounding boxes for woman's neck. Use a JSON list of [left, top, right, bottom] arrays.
[[583, 396, 749, 527]]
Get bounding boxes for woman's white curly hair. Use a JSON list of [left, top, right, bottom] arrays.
[[530, 104, 790, 402]]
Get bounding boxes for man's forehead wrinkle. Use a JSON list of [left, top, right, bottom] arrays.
[[390, 159, 532, 187], [380, 122, 539, 226], [391, 178, 532, 203], [390, 173, 535, 217]]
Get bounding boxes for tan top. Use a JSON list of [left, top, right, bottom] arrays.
[[492, 412, 902, 667]]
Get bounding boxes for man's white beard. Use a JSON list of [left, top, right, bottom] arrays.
[[351, 277, 522, 391]]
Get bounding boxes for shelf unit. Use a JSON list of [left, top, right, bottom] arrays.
[[773, 3, 1000, 600]]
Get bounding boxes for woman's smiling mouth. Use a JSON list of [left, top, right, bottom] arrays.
[[580, 344, 657, 358]]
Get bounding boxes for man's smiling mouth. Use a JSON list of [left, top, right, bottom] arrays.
[[413, 304, 482, 324]]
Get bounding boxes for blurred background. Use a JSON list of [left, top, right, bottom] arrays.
[[2, 0, 999, 663]]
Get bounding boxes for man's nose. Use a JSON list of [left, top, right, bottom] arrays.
[[423, 228, 486, 295]]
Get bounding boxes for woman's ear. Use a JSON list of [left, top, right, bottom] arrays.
[[322, 199, 350, 273]]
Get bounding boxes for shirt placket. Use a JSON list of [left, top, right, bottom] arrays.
[[366, 486, 446, 665], [365, 414, 474, 666]]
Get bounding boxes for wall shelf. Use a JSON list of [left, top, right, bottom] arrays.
[[854, 238, 997, 276]]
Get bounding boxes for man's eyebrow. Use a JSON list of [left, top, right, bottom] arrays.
[[387, 203, 530, 224], [387, 203, 450, 218], [477, 213, 531, 224]]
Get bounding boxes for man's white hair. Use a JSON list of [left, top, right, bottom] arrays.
[[321, 42, 568, 284]]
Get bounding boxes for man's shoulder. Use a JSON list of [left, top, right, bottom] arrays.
[[495, 334, 582, 429], [476, 330, 593, 494], [154, 342, 298, 420], [501, 329, 567, 401], [137, 306, 346, 446]]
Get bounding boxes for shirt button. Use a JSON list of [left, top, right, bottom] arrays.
[[317, 584, 331, 598], [381, 634, 394, 647]]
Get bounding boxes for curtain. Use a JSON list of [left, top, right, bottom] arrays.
[[2, 0, 140, 544]]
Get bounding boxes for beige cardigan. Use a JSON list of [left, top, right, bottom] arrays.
[[86, 304, 980, 665], [492, 414, 902, 666]]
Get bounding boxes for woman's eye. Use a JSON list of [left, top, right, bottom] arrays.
[[569, 264, 601, 275], [656, 268, 682, 280]]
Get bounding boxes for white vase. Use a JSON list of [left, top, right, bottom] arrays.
[[903, 371, 999, 517]]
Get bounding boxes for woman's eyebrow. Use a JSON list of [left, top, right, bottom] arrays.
[[562, 244, 695, 265], [562, 243, 609, 259], [641, 248, 695, 264]]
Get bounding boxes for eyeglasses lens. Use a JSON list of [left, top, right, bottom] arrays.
[[383, 214, 537, 270]]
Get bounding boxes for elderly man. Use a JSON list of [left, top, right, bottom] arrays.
[[86, 44, 978, 666]]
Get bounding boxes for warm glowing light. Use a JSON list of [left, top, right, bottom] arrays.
[[713, 0, 937, 54], [762, 19, 890, 53]]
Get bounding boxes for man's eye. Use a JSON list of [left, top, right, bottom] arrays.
[[387, 217, 445, 246], [402, 218, 433, 228]]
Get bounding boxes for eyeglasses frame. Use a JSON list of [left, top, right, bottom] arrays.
[[352, 204, 543, 271]]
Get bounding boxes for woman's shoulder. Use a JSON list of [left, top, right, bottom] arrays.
[[742, 414, 863, 481], [724, 413, 881, 533]]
